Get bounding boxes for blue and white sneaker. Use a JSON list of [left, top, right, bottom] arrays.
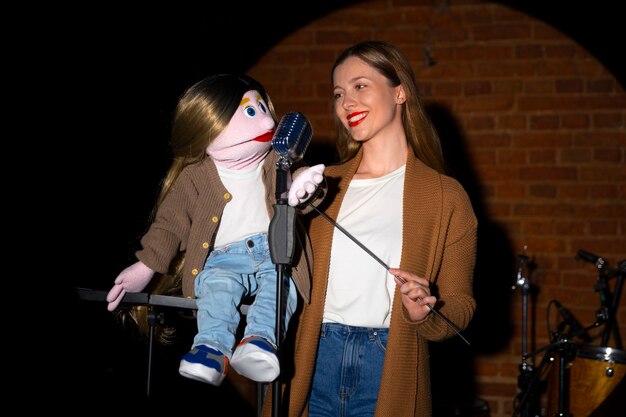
[[230, 336, 279, 383], [179, 344, 228, 386]]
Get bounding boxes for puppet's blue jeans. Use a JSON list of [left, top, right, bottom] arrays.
[[192, 232, 297, 357], [308, 323, 388, 417]]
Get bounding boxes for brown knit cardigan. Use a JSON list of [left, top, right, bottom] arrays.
[[262, 148, 478, 417], [136, 153, 314, 303]]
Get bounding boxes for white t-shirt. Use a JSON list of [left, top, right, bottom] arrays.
[[214, 162, 269, 249], [323, 165, 405, 327]]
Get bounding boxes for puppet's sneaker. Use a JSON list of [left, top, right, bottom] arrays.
[[230, 336, 279, 382], [179, 344, 228, 386]]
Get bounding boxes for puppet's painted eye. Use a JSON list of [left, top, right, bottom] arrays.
[[243, 105, 257, 118], [257, 100, 269, 114]]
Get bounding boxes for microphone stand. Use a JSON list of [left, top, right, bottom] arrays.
[[577, 249, 624, 348], [593, 258, 623, 348], [511, 247, 541, 417], [268, 156, 297, 417]]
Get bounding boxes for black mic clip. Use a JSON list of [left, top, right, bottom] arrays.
[[512, 246, 530, 290], [605, 261, 626, 278], [578, 249, 625, 279], [275, 157, 293, 173], [595, 306, 609, 323], [576, 249, 606, 270], [554, 300, 591, 342]]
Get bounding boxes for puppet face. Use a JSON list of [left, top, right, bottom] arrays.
[[207, 90, 276, 169]]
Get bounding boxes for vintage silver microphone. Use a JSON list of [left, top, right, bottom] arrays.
[[271, 111, 313, 205], [271, 111, 313, 165]]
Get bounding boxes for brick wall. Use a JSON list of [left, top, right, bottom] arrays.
[[246, 1, 626, 416]]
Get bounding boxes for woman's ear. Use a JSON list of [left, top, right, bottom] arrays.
[[395, 85, 406, 104]]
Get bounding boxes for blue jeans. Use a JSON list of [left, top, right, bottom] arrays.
[[309, 323, 389, 417], [192, 233, 297, 357]]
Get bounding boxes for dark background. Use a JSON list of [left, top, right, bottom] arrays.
[[49, 1, 623, 413]]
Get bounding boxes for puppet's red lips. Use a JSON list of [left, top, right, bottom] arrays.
[[253, 130, 275, 142]]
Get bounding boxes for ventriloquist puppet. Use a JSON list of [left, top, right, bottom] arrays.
[[106, 74, 325, 387]]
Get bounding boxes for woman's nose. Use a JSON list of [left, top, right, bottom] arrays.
[[342, 94, 356, 109]]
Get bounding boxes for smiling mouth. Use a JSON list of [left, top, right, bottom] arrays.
[[253, 130, 275, 142], [348, 112, 367, 127]]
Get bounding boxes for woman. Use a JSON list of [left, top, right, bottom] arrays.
[[263, 41, 477, 417]]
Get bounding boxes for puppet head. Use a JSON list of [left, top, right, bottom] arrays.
[[207, 89, 276, 169], [170, 74, 277, 169]]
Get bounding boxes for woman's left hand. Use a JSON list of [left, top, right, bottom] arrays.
[[389, 268, 436, 322]]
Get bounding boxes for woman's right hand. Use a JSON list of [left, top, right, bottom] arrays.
[[389, 268, 436, 322]]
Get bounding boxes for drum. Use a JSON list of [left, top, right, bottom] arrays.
[[547, 344, 626, 417]]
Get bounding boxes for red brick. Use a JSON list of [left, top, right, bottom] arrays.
[[593, 113, 623, 128], [587, 79, 615, 93], [555, 78, 584, 93], [561, 114, 590, 129]]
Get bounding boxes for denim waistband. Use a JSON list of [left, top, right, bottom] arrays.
[[216, 232, 269, 254], [320, 322, 388, 336]]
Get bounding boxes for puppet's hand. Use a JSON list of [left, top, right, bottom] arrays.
[[106, 261, 155, 311], [289, 164, 325, 206]]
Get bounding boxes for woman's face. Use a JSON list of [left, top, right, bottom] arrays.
[[332, 56, 405, 144]]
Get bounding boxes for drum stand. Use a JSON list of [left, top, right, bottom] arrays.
[[547, 338, 577, 417], [513, 337, 576, 417]]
